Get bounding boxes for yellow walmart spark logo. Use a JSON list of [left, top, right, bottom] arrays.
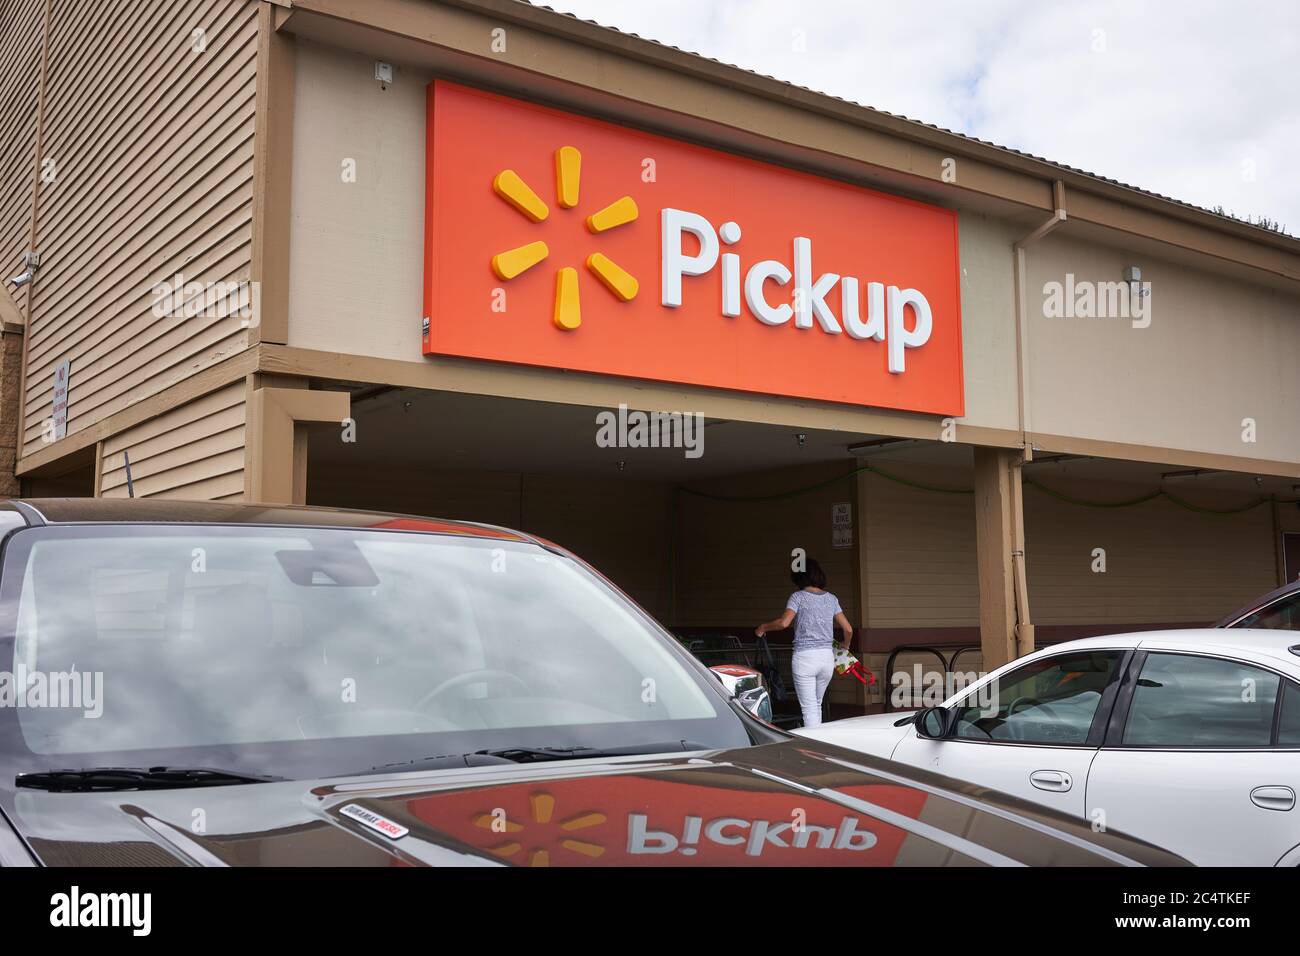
[[473, 790, 607, 867], [490, 146, 638, 331]]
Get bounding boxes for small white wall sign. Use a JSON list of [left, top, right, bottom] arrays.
[[832, 501, 852, 548], [51, 359, 71, 441]]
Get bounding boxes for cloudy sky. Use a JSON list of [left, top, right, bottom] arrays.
[[545, 0, 1299, 235]]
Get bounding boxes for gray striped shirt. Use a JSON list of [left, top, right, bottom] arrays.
[[786, 589, 842, 650]]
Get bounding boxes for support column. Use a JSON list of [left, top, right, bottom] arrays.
[[973, 446, 1034, 670], [850, 463, 877, 709], [249, 1, 295, 345], [245, 383, 350, 505]]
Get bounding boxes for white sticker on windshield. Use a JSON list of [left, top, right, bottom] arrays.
[[339, 803, 409, 840]]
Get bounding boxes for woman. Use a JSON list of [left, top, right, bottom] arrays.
[[755, 558, 852, 728]]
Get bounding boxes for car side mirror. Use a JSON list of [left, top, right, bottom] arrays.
[[914, 706, 952, 739], [709, 665, 774, 724]]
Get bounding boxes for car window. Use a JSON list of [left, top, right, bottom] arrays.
[[1276, 680, 1300, 746], [1122, 653, 1279, 747], [1232, 591, 1300, 630], [954, 651, 1122, 745]]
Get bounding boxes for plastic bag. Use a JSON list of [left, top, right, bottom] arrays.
[[833, 641, 875, 686]]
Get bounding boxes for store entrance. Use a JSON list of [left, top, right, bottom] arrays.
[[304, 386, 896, 723]]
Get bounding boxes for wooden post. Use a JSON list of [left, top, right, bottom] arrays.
[[850, 463, 873, 709], [245, 385, 350, 504], [973, 446, 1022, 670], [249, 1, 296, 345]]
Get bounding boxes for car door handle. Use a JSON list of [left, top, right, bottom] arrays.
[[1250, 786, 1296, 811], [1029, 770, 1073, 792]]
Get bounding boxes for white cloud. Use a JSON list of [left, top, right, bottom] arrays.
[[544, 0, 1300, 233]]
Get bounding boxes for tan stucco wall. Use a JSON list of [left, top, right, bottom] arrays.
[[288, 40, 430, 361], [1025, 233, 1300, 463], [954, 213, 1020, 432]]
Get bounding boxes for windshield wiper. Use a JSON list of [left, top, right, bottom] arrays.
[[349, 740, 711, 777], [356, 752, 519, 776], [476, 740, 708, 764], [15, 766, 285, 792]]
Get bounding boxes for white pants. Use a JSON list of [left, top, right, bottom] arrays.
[[792, 647, 835, 728]]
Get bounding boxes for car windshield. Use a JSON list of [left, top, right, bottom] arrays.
[[0, 525, 751, 780], [1230, 590, 1300, 630]]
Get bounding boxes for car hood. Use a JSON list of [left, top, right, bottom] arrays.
[[4, 738, 1184, 867], [792, 712, 913, 759]]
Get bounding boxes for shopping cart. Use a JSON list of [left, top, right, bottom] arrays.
[[677, 633, 803, 728]]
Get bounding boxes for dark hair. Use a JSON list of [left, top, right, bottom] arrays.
[[791, 557, 827, 590]]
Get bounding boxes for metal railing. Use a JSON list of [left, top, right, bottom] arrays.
[[882, 643, 981, 713]]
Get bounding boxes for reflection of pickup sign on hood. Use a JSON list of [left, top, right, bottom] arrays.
[[7, 740, 1187, 868]]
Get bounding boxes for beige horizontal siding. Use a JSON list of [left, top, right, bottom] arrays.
[[99, 380, 244, 499], [861, 461, 1278, 629], [0, 0, 41, 280], [21, 0, 258, 457], [864, 463, 979, 629], [675, 462, 859, 628], [522, 473, 673, 621], [1023, 477, 1277, 625]]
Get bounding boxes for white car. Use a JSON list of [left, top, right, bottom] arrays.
[[795, 628, 1300, 866]]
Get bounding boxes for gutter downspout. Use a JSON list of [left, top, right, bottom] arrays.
[[1009, 180, 1067, 654]]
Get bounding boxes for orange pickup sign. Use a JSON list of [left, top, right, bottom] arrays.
[[423, 81, 964, 416]]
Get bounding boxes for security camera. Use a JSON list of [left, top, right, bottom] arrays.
[[12, 252, 40, 287]]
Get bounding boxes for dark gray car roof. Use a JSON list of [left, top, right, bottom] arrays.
[[1, 497, 533, 543]]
